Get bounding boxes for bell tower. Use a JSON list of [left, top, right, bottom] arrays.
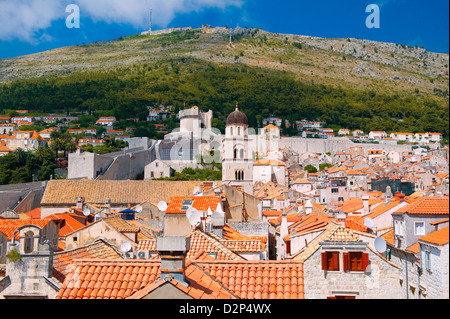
[[222, 103, 254, 193]]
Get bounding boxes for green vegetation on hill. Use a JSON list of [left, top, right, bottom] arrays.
[[0, 59, 447, 138]]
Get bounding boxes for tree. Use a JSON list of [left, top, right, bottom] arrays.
[[304, 164, 318, 173]]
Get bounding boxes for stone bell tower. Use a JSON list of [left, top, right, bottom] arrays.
[[0, 224, 59, 299], [222, 104, 255, 193]]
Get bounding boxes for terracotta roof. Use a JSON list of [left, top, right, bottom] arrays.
[[195, 259, 304, 299], [405, 242, 420, 254], [430, 218, 449, 226], [55, 251, 304, 300], [41, 180, 221, 205], [394, 197, 449, 215], [166, 196, 221, 214], [253, 159, 286, 166], [136, 239, 157, 251], [221, 224, 267, 246], [23, 207, 41, 219], [418, 226, 449, 246], [291, 222, 362, 261], [55, 259, 162, 299], [127, 262, 238, 299], [339, 197, 383, 214], [53, 239, 123, 283], [0, 219, 54, 240], [187, 230, 245, 260], [47, 211, 89, 237], [344, 219, 371, 232], [0, 146, 13, 152], [103, 217, 153, 242], [381, 229, 395, 246], [361, 199, 404, 221]]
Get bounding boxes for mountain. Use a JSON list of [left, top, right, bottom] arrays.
[[0, 27, 448, 137]]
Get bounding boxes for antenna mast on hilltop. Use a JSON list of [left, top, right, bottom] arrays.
[[149, 7, 153, 33]]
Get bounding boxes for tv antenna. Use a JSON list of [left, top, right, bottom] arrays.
[[135, 205, 143, 213]]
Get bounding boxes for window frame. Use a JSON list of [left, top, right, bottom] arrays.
[[343, 252, 369, 271], [414, 221, 425, 236], [321, 251, 340, 271]]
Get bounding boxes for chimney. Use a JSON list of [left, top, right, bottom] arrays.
[[362, 195, 370, 215], [76, 197, 84, 209], [305, 200, 313, 215], [336, 209, 347, 224], [105, 198, 111, 214], [395, 191, 405, 201], [156, 236, 190, 287], [385, 186, 392, 203]]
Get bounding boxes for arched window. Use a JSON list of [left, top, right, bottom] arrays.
[[238, 127, 241, 136], [24, 231, 34, 253], [230, 127, 233, 136], [240, 149, 244, 159], [234, 148, 237, 159]]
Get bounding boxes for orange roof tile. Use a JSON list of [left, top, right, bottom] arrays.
[[253, 159, 286, 166], [381, 229, 395, 246], [394, 197, 449, 215], [166, 196, 221, 214], [418, 226, 449, 246], [195, 260, 304, 299], [53, 239, 123, 283], [187, 230, 245, 260], [24, 207, 41, 219], [0, 219, 53, 240]]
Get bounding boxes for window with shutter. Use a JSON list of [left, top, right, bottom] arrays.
[[343, 252, 350, 271], [322, 251, 340, 271], [345, 252, 369, 271], [332, 252, 340, 271]]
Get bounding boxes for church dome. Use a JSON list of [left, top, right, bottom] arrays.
[[226, 105, 248, 126]]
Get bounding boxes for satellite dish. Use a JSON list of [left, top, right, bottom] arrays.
[[186, 207, 198, 220], [193, 186, 200, 194], [83, 208, 91, 217], [364, 217, 374, 229], [212, 182, 217, 188], [135, 205, 143, 213], [121, 241, 132, 253], [374, 237, 387, 253], [188, 213, 201, 227], [157, 201, 167, 212]]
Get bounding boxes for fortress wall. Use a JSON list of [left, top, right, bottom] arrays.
[[68, 151, 113, 180], [279, 137, 412, 155]]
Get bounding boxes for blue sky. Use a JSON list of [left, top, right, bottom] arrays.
[[0, 0, 448, 59]]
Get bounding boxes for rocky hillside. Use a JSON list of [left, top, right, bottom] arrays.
[[0, 27, 448, 99]]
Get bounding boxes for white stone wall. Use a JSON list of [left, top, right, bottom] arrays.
[[303, 245, 403, 299], [419, 243, 449, 299]]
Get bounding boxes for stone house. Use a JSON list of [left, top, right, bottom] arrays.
[[292, 222, 403, 299], [388, 197, 449, 299], [0, 220, 60, 299], [144, 159, 175, 180], [0, 219, 59, 264], [417, 226, 449, 299], [163, 196, 223, 236], [63, 217, 153, 254]]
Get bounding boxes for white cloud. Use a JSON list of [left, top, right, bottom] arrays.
[[0, 0, 243, 42], [0, 0, 64, 42]]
